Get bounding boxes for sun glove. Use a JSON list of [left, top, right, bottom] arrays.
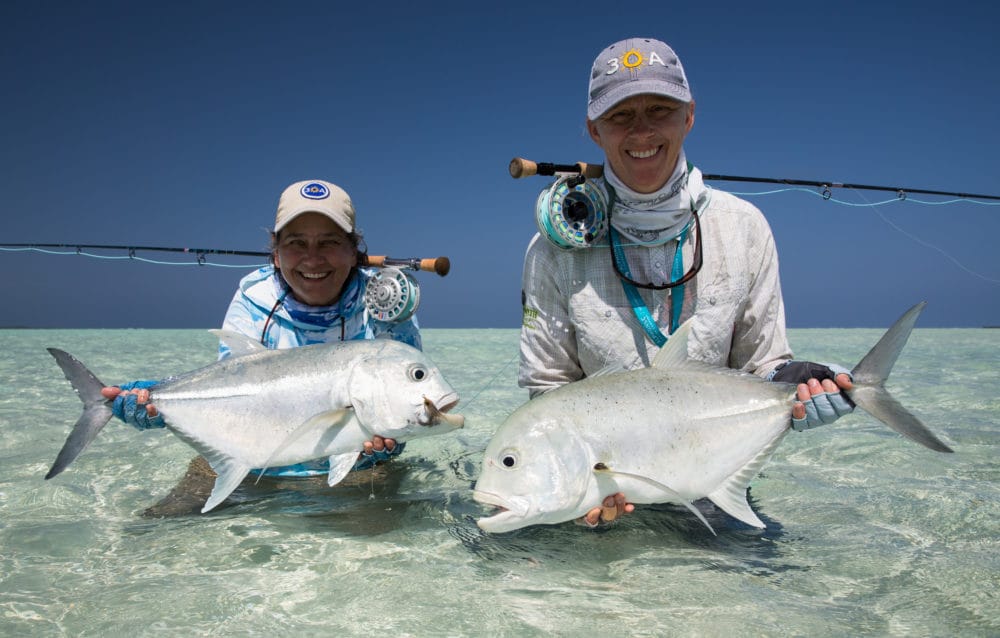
[[768, 361, 855, 431], [110, 380, 166, 430]]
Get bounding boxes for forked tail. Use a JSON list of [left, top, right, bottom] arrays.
[[846, 302, 953, 453], [44, 348, 114, 479]]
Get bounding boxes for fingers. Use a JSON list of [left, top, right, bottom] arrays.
[[582, 493, 634, 527], [792, 402, 806, 420], [834, 372, 854, 391], [105, 387, 160, 416], [101, 386, 122, 399], [365, 436, 397, 454]]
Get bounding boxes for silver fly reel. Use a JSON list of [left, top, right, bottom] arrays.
[[364, 266, 420, 323], [535, 174, 609, 249]]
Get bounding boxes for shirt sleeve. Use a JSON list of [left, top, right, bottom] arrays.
[[517, 234, 584, 398], [218, 289, 260, 360], [727, 207, 793, 378], [372, 315, 423, 351]]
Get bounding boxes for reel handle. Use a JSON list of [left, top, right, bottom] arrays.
[[363, 255, 450, 277], [509, 157, 604, 180]]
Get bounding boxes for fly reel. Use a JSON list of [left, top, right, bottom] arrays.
[[364, 267, 420, 323], [535, 174, 608, 249]]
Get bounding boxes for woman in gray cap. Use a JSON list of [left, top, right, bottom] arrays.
[[517, 38, 854, 527], [103, 179, 422, 511]]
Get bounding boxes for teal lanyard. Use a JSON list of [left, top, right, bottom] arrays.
[[610, 225, 687, 346], [606, 184, 690, 347]]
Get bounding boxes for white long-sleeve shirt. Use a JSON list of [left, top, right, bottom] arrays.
[[519, 187, 793, 398]]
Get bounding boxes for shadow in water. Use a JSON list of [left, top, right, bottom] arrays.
[[139, 455, 416, 531], [449, 487, 810, 578]]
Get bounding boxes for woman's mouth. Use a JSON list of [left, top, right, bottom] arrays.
[[627, 146, 661, 159], [299, 271, 330, 280]]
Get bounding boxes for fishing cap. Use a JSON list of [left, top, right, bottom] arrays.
[[587, 37, 692, 120], [274, 179, 356, 234]]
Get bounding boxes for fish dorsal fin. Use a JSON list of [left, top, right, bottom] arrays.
[[594, 465, 716, 535], [651, 318, 694, 369], [326, 452, 361, 487], [257, 409, 354, 476], [208, 329, 266, 358], [705, 430, 789, 529], [591, 363, 628, 378]]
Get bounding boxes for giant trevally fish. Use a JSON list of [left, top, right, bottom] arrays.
[[473, 302, 951, 534], [46, 333, 464, 512]]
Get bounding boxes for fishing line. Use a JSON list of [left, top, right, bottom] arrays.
[[843, 187, 1000, 285], [723, 186, 1000, 208], [461, 347, 520, 413]]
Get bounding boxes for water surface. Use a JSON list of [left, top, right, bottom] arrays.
[[0, 327, 997, 636]]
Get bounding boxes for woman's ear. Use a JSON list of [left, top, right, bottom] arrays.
[[586, 118, 601, 145]]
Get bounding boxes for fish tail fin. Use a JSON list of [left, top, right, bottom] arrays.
[[847, 302, 953, 453], [45, 348, 114, 479]]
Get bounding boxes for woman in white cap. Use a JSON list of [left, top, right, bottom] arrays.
[[517, 38, 854, 527], [103, 179, 422, 509]]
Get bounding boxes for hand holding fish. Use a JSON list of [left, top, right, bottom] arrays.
[[102, 382, 164, 430], [578, 492, 635, 527], [791, 374, 854, 430]]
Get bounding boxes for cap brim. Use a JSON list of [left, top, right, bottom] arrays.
[[588, 80, 691, 120]]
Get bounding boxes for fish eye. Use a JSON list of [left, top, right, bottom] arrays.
[[408, 365, 428, 382], [499, 448, 518, 468]]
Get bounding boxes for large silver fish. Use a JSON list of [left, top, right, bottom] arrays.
[[473, 302, 951, 534], [46, 333, 464, 512]]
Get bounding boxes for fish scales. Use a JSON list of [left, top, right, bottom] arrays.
[[473, 302, 952, 534], [45, 335, 464, 513]]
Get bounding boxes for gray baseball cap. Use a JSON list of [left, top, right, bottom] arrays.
[[587, 37, 692, 120]]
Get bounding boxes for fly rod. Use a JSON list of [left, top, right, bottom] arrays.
[[1, 243, 451, 276], [508, 157, 1000, 201]]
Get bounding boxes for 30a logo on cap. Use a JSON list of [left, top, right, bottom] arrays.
[[300, 182, 330, 200], [604, 48, 669, 75]]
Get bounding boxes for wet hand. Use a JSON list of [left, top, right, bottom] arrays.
[[792, 373, 854, 430], [353, 435, 406, 470], [102, 382, 165, 430], [578, 492, 634, 528]]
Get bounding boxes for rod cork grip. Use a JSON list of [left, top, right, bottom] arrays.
[[509, 158, 537, 179], [364, 255, 386, 268], [577, 162, 604, 179], [423, 257, 450, 277]]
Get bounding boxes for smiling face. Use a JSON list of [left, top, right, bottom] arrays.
[[587, 94, 695, 194], [273, 212, 358, 306]]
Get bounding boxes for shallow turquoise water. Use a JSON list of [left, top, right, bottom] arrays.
[[0, 327, 997, 636]]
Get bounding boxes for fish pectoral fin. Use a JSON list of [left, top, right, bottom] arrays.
[[326, 452, 360, 487], [594, 465, 716, 536], [201, 455, 252, 513], [257, 409, 354, 474]]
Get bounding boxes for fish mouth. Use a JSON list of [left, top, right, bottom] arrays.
[[421, 394, 464, 428], [472, 490, 527, 532]]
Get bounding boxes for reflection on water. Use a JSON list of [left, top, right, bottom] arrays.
[[0, 328, 997, 636]]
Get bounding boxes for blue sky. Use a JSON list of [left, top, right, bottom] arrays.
[[2, 1, 998, 329]]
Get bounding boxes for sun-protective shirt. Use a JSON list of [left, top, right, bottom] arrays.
[[519, 185, 793, 398], [220, 265, 422, 475]]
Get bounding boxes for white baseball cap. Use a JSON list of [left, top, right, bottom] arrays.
[[274, 180, 355, 234]]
